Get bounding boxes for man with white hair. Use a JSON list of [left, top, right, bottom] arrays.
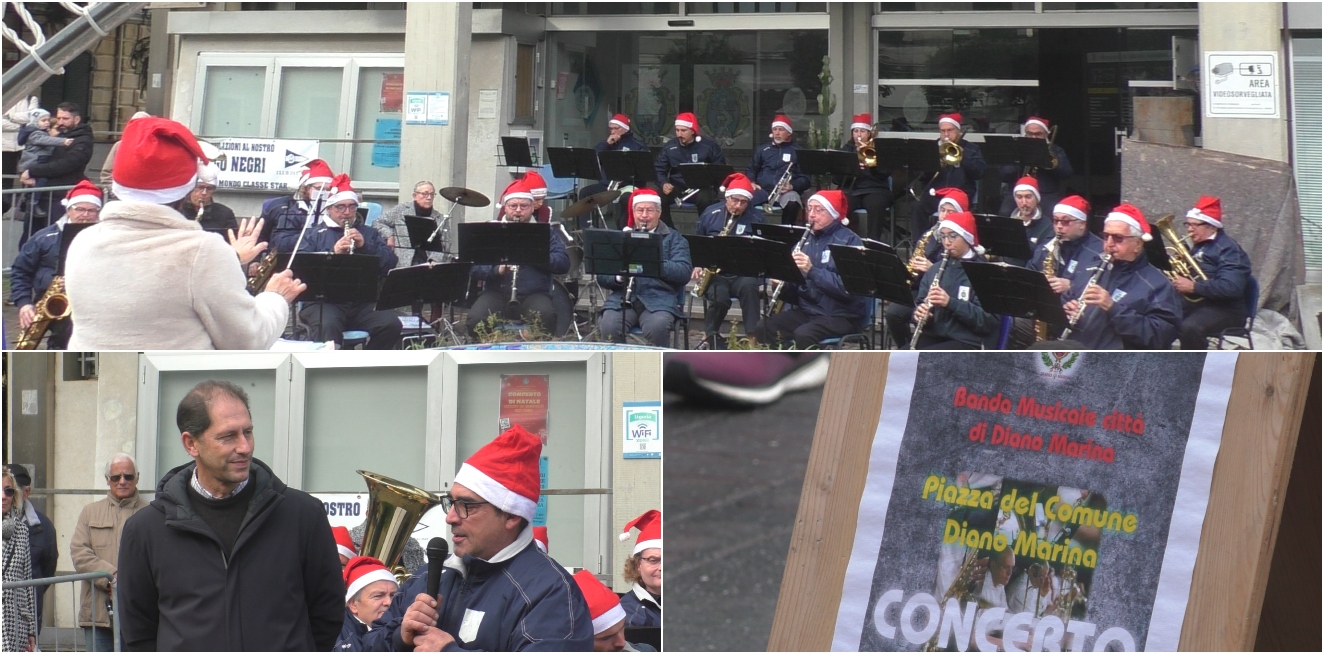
[[70, 453, 150, 653], [597, 188, 692, 346]]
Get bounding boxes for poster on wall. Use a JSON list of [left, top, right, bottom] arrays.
[[694, 64, 754, 150], [501, 374, 552, 525], [622, 400, 662, 460], [831, 352, 1237, 652], [372, 118, 401, 168], [212, 138, 319, 191], [380, 73, 404, 113], [622, 65, 680, 147]]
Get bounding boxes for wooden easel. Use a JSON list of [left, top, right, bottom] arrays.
[[768, 353, 1317, 652]]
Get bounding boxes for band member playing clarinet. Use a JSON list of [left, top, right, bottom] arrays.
[[655, 112, 726, 229], [598, 188, 692, 347], [748, 114, 810, 226], [466, 179, 570, 338], [909, 112, 986, 244], [908, 211, 998, 350], [1171, 196, 1254, 349], [1059, 204, 1181, 350], [693, 173, 765, 343], [838, 113, 894, 241], [181, 163, 238, 234], [753, 190, 866, 349], [886, 188, 967, 346]]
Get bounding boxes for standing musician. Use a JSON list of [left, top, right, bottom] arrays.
[[180, 163, 238, 234], [838, 113, 894, 241], [655, 112, 726, 229], [580, 114, 647, 230], [886, 188, 968, 346], [909, 112, 986, 244], [1171, 196, 1253, 349], [294, 173, 403, 349], [908, 210, 999, 350], [748, 114, 810, 226], [998, 116, 1073, 216], [11, 180, 102, 349], [1059, 204, 1181, 350], [466, 178, 571, 338], [1004, 176, 1054, 267], [1024, 195, 1104, 343], [753, 190, 867, 349], [692, 173, 765, 342], [264, 158, 335, 251], [597, 188, 692, 346]]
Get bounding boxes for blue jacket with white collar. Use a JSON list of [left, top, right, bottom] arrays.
[[654, 136, 726, 188], [1188, 230, 1252, 311], [696, 201, 765, 237], [618, 584, 661, 627], [913, 250, 999, 347], [790, 220, 868, 321], [277, 218, 398, 277], [1062, 254, 1181, 350]]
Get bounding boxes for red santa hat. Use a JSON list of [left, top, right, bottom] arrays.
[[1053, 195, 1091, 222], [938, 113, 963, 130], [807, 189, 849, 226], [332, 526, 357, 560], [1023, 116, 1051, 134], [609, 114, 631, 131], [533, 526, 549, 554], [1105, 203, 1153, 241], [523, 171, 548, 199], [297, 159, 335, 189], [111, 116, 207, 204], [721, 172, 754, 200], [1013, 176, 1040, 201], [627, 187, 662, 229], [61, 180, 103, 208], [1186, 195, 1223, 228], [939, 210, 985, 254], [453, 424, 543, 521], [675, 112, 699, 134], [502, 178, 535, 205], [850, 113, 872, 132], [771, 114, 793, 133], [619, 509, 661, 556], [934, 188, 969, 213], [343, 556, 397, 603], [573, 570, 628, 636], [327, 173, 359, 206]]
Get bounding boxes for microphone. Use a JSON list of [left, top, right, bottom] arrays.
[[426, 537, 449, 599]]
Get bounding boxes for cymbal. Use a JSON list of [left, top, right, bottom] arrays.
[[438, 187, 491, 208], [560, 190, 622, 218]]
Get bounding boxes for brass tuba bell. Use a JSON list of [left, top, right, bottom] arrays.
[[358, 470, 446, 583], [938, 139, 963, 167]]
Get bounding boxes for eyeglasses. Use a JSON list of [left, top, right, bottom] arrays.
[[1182, 221, 1205, 229], [640, 556, 661, 566], [68, 206, 98, 215], [414, 192, 436, 198], [938, 231, 961, 242], [1051, 218, 1077, 226], [329, 203, 359, 212], [440, 494, 491, 519], [3, 488, 14, 497], [108, 474, 137, 482], [1101, 233, 1135, 243]]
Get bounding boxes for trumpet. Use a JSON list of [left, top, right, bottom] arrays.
[[910, 252, 950, 350], [768, 228, 811, 314], [693, 212, 736, 298], [1154, 214, 1207, 302], [1061, 253, 1112, 340]]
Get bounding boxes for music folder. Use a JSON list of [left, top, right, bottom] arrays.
[[456, 222, 551, 267], [961, 261, 1069, 324], [287, 253, 382, 305], [684, 234, 804, 284], [404, 215, 449, 253], [500, 136, 535, 168], [830, 243, 915, 307], [972, 213, 1035, 262], [580, 229, 664, 279], [979, 135, 1055, 169], [376, 262, 473, 311]]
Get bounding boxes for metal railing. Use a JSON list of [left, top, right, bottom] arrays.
[[2, 571, 119, 652]]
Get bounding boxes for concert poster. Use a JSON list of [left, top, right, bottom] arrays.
[[831, 353, 1238, 652], [499, 374, 551, 526]]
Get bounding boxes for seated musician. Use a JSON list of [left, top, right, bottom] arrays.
[[692, 173, 765, 343], [466, 179, 570, 338], [524, 170, 553, 223], [886, 188, 967, 346], [908, 112, 986, 242], [1059, 204, 1181, 350], [838, 113, 894, 241], [295, 173, 403, 349], [180, 163, 238, 234], [11, 180, 102, 349], [264, 158, 335, 250], [753, 190, 867, 349], [572, 570, 654, 652], [1171, 196, 1254, 349], [908, 211, 999, 350], [579, 114, 647, 230], [1023, 195, 1104, 343], [1005, 176, 1054, 266], [749, 114, 809, 226], [597, 188, 692, 347], [655, 112, 726, 228], [998, 116, 1073, 215]]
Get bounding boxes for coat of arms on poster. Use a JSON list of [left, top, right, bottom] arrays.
[[623, 65, 679, 147], [694, 65, 753, 150]]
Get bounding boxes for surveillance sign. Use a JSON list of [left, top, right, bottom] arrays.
[[1203, 51, 1279, 119]]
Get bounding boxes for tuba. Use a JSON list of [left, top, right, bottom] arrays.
[[856, 134, 877, 168], [358, 470, 446, 583], [1154, 214, 1207, 302]]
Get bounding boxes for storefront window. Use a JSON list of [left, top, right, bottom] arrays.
[[1042, 3, 1197, 10], [278, 67, 345, 168], [686, 2, 827, 13], [201, 66, 265, 137], [549, 2, 679, 15], [878, 3, 1034, 11], [879, 29, 1038, 80]]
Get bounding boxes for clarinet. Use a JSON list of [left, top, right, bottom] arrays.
[[343, 218, 356, 255], [500, 210, 521, 308], [767, 228, 811, 315], [1061, 254, 1113, 340], [909, 252, 951, 350]]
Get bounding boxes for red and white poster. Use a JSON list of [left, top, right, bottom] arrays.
[[380, 73, 404, 113], [499, 374, 550, 445]]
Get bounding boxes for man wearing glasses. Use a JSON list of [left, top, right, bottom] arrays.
[[70, 453, 149, 652], [10, 180, 101, 349], [1060, 203, 1181, 349], [375, 181, 449, 267], [181, 162, 238, 235], [1169, 196, 1253, 350], [907, 210, 999, 350], [1026, 195, 1103, 340]]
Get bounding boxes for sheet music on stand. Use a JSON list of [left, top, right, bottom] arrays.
[[376, 262, 474, 310], [500, 136, 536, 168], [580, 228, 664, 278], [980, 135, 1055, 169], [546, 147, 602, 181], [750, 223, 808, 246], [287, 253, 382, 305], [598, 150, 655, 187], [684, 234, 804, 284], [456, 222, 551, 266], [972, 213, 1035, 261], [829, 243, 915, 307], [961, 260, 1069, 324]]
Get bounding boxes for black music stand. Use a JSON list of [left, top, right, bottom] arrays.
[[580, 228, 666, 342], [377, 261, 474, 345], [831, 244, 915, 307], [57, 223, 96, 275], [456, 222, 551, 267], [876, 137, 941, 170], [598, 150, 654, 188], [546, 147, 601, 182], [972, 213, 1035, 262], [1143, 231, 1174, 273], [980, 135, 1054, 169], [684, 235, 804, 283], [501, 136, 536, 169], [860, 238, 896, 254], [676, 163, 735, 196], [796, 149, 861, 183], [961, 261, 1069, 326], [749, 223, 807, 247], [404, 215, 451, 263]]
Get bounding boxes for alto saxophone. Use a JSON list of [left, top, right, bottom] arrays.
[[1035, 237, 1059, 341], [15, 277, 72, 350], [909, 252, 951, 350], [246, 249, 280, 295], [692, 212, 736, 298], [921, 548, 981, 652], [907, 226, 937, 278]]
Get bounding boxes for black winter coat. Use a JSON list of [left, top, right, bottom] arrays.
[[26, 123, 94, 187]]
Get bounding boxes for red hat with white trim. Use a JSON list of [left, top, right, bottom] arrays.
[[1186, 196, 1223, 228], [61, 180, 103, 208], [771, 114, 793, 133], [1013, 176, 1040, 201], [332, 526, 357, 560], [807, 189, 849, 226], [934, 188, 969, 213], [939, 210, 984, 254], [572, 570, 627, 636], [609, 114, 630, 131], [523, 171, 548, 199], [675, 112, 700, 134], [502, 178, 535, 205], [327, 173, 359, 206], [721, 172, 754, 200], [1105, 203, 1153, 241], [938, 113, 963, 130], [297, 159, 335, 189], [533, 526, 549, 554], [111, 117, 207, 204], [453, 424, 543, 521], [627, 187, 662, 229], [1024, 116, 1051, 133], [619, 509, 661, 556], [343, 556, 397, 603], [850, 113, 872, 132], [1053, 195, 1091, 222]]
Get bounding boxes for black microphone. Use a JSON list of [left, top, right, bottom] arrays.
[[426, 537, 449, 599]]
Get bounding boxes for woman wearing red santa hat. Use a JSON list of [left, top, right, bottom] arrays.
[[618, 510, 662, 628]]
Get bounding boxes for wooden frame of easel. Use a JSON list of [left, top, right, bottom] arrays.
[[768, 353, 1317, 652]]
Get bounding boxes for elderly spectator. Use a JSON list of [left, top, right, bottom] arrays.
[[70, 453, 150, 652], [375, 180, 448, 267], [5, 464, 57, 632], [3, 467, 39, 653]]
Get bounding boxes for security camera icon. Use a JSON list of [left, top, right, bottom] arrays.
[[1211, 62, 1234, 83]]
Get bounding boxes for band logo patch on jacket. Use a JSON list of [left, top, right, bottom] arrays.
[[821, 250, 831, 264], [958, 286, 970, 301], [1112, 289, 1127, 302], [460, 609, 485, 643]]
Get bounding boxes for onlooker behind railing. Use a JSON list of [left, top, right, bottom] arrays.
[[5, 464, 57, 635], [2, 465, 39, 652], [70, 453, 150, 653], [18, 102, 95, 236]]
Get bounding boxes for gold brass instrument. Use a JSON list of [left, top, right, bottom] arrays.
[[907, 227, 937, 279], [921, 548, 981, 651], [910, 252, 950, 350], [938, 138, 963, 167], [768, 227, 811, 314], [692, 212, 736, 298], [1155, 214, 1207, 302], [1024, 124, 1059, 177], [1050, 565, 1087, 623], [856, 134, 877, 168], [1035, 237, 1060, 341], [1061, 253, 1112, 340], [246, 249, 280, 295], [15, 277, 72, 350], [357, 470, 446, 583]]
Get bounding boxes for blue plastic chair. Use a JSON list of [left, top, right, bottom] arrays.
[[629, 286, 690, 349], [362, 202, 383, 226], [1215, 276, 1259, 350], [538, 164, 576, 202], [819, 299, 876, 350]]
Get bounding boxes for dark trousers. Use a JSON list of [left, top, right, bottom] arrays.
[[300, 302, 403, 349], [913, 334, 981, 350], [755, 307, 857, 350], [466, 291, 557, 337], [702, 274, 761, 335], [849, 189, 896, 244], [1179, 303, 1245, 350], [883, 301, 914, 349], [661, 187, 715, 229], [599, 306, 675, 347]]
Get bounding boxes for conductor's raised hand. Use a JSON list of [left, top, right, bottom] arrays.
[[264, 269, 306, 303]]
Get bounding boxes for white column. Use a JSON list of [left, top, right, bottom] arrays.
[[1199, 2, 1289, 162], [400, 3, 473, 205]]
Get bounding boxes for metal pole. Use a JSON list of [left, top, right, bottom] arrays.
[[1, 3, 150, 103]]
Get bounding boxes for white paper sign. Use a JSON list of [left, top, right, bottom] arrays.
[[212, 138, 320, 191], [1203, 51, 1279, 119], [623, 401, 662, 459]]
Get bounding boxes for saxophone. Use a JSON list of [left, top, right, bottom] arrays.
[[1035, 237, 1059, 341], [921, 549, 981, 652], [909, 252, 950, 350], [692, 211, 735, 298], [907, 226, 937, 278], [15, 277, 72, 350], [246, 249, 280, 295]]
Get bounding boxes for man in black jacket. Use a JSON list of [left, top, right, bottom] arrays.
[[20, 102, 94, 227], [117, 380, 345, 651]]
